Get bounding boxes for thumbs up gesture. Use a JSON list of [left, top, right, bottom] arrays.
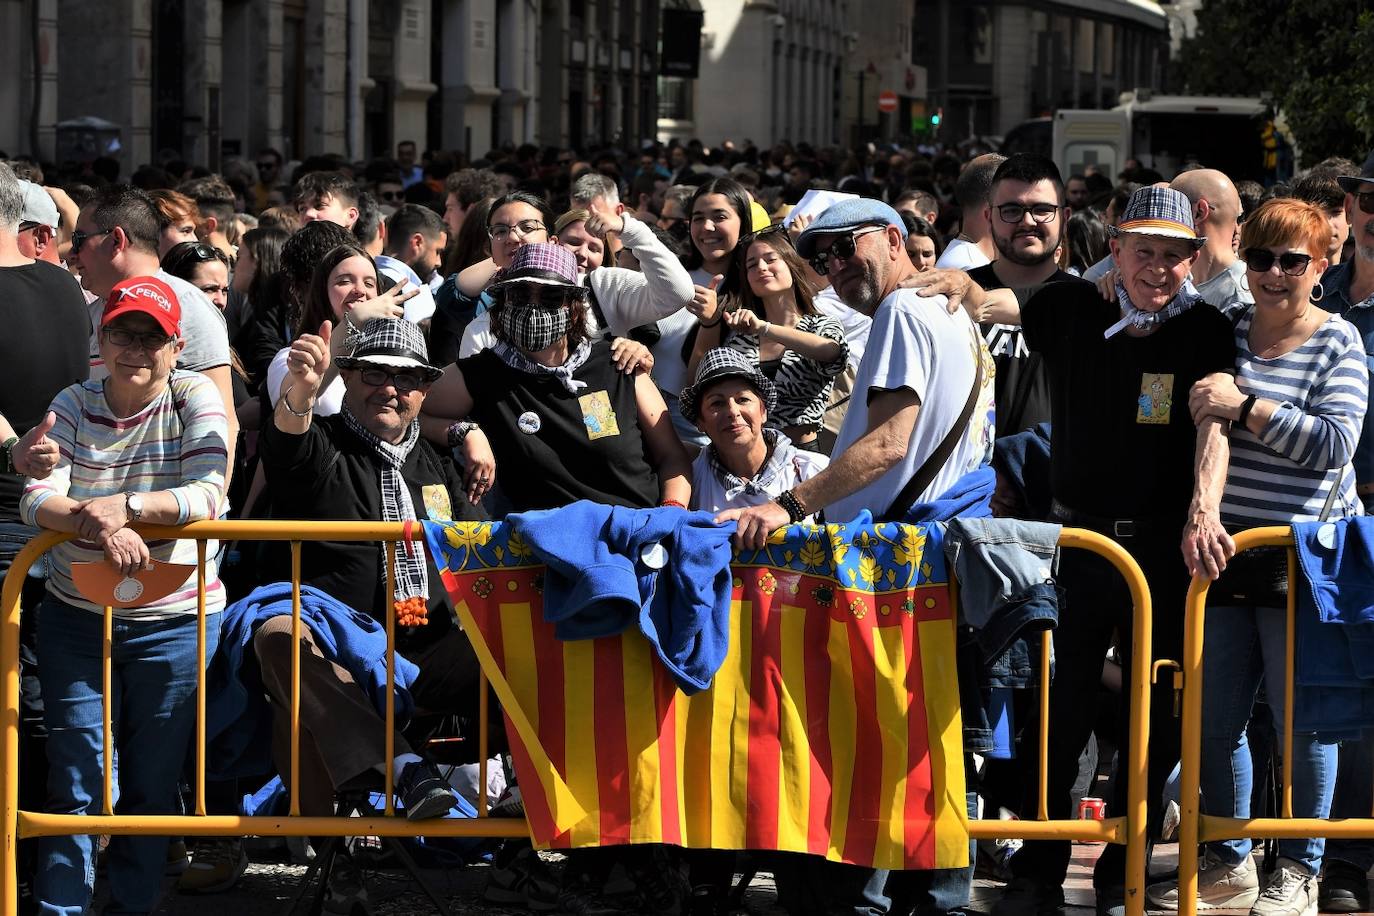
[[689, 274, 724, 325], [286, 321, 334, 396], [13, 412, 59, 480], [583, 198, 625, 238]]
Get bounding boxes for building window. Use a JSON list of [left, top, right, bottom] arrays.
[[658, 76, 692, 121]]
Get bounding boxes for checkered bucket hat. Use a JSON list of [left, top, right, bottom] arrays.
[[335, 317, 443, 380], [489, 242, 584, 293], [1109, 186, 1205, 247], [679, 347, 778, 423]]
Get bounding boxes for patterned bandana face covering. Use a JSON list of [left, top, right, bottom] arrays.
[[497, 301, 571, 352]]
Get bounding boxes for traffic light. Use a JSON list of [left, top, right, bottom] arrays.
[[931, 108, 942, 127]]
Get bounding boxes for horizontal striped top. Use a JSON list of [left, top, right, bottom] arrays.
[[1221, 309, 1368, 527], [21, 371, 229, 618]]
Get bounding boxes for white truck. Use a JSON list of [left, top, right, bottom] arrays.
[[1047, 90, 1283, 182]]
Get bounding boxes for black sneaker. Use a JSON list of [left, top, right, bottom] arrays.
[[558, 873, 623, 915], [323, 850, 372, 916], [992, 876, 1066, 916], [1319, 860, 1370, 913], [395, 759, 457, 821], [484, 846, 560, 911]]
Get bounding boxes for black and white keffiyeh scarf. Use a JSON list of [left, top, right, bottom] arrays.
[[342, 406, 429, 605], [1103, 279, 1204, 339], [493, 338, 593, 393], [708, 428, 793, 501]]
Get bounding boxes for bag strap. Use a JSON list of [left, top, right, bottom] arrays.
[[1318, 469, 1342, 522], [884, 326, 986, 520]]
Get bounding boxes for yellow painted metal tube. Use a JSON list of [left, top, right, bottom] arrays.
[[1176, 526, 1292, 916], [102, 605, 113, 817], [1038, 629, 1051, 822], [289, 542, 301, 817], [1282, 547, 1296, 819], [195, 540, 207, 816], [18, 812, 531, 839], [383, 541, 395, 817]]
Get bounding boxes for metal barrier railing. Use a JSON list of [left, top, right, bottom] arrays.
[[957, 528, 1154, 916], [1175, 526, 1373, 916], [0, 521, 1155, 916]]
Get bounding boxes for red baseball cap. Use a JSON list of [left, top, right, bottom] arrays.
[[102, 276, 182, 338]]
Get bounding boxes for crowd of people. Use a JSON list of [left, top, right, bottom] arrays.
[[1, 131, 1373, 916]]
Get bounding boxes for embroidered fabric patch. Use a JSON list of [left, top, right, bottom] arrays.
[[1137, 373, 1174, 425], [579, 390, 620, 440]]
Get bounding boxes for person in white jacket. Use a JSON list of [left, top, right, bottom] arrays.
[[457, 199, 694, 359]]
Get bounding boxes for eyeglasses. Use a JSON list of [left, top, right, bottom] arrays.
[[739, 222, 790, 248], [1357, 192, 1374, 215], [71, 227, 114, 255], [102, 327, 173, 351], [995, 203, 1060, 224], [1243, 247, 1313, 277], [358, 368, 430, 392], [806, 226, 886, 277], [379, 190, 404, 202], [488, 219, 547, 242], [256, 161, 278, 172], [181, 242, 222, 263]]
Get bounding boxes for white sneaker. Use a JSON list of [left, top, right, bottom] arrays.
[[1146, 850, 1260, 912], [1250, 859, 1317, 916]]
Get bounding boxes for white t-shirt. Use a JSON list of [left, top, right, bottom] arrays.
[[650, 266, 716, 398], [825, 288, 996, 524], [934, 238, 991, 271], [689, 438, 830, 519], [374, 254, 437, 323], [812, 285, 871, 371], [266, 347, 345, 416]]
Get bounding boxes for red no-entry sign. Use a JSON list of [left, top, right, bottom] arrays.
[[877, 90, 898, 113]]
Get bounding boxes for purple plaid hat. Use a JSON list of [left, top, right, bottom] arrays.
[[489, 242, 583, 293]]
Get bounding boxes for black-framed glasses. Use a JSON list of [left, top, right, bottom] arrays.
[[71, 227, 113, 254], [358, 368, 429, 392], [1243, 247, 1313, 277], [806, 225, 886, 277], [1357, 191, 1374, 215], [488, 219, 547, 241], [17, 222, 39, 234], [102, 327, 173, 351], [995, 203, 1060, 224]]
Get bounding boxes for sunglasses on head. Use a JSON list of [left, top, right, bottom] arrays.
[[1243, 247, 1313, 277], [806, 225, 887, 277], [739, 222, 790, 248]]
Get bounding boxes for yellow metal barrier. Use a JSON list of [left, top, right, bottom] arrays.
[[0, 521, 1154, 916], [1175, 526, 1374, 916]]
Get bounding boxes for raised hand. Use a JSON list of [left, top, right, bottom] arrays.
[[689, 274, 724, 324], [286, 321, 333, 397], [13, 411, 59, 479]]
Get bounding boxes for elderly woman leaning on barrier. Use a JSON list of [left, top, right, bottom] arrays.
[[19, 276, 230, 915], [1147, 198, 1369, 915]]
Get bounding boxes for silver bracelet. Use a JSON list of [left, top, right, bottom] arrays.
[[279, 384, 314, 418]]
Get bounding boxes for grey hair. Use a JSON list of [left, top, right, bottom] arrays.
[[570, 172, 619, 208], [0, 162, 23, 232]]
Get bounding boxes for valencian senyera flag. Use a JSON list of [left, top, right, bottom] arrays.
[[423, 517, 969, 871]]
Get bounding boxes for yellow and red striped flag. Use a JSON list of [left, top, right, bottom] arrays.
[[425, 518, 968, 871]]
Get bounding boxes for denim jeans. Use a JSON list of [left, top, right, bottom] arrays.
[[1327, 732, 1374, 871], [1200, 604, 1338, 873], [35, 597, 219, 915]]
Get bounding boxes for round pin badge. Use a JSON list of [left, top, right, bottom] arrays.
[[114, 577, 145, 603], [517, 411, 542, 435], [640, 542, 668, 570], [1318, 522, 1338, 551]]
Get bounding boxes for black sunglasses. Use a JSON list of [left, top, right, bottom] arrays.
[[379, 190, 404, 202], [1357, 191, 1374, 215], [71, 227, 113, 255], [1243, 247, 1313, 277], [806, 226, 887, 277], [739, 222, 790, 248]]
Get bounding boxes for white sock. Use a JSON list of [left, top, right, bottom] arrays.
[[375, 752, 424, 776]]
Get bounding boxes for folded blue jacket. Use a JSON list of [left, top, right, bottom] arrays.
[[508, 501, 736, 694], [1291, 517, 1374, 738], [944, 517, 1061, 660], [206, 582, 420, 779], [895, 464, 996, 524]]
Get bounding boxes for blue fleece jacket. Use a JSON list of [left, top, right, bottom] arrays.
[[206, 582, 420, 779], [508, 501, 736, 694], [1290, 517, 1374, 737], [896, 465, 995, 524]]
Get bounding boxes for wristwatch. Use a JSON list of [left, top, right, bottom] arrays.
[[124, 492, 144, 522]]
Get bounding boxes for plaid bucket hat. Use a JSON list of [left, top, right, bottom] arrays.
[[489, 242, 585, 294], [335, 317, 443, 381], [679, 347, 777, 424], [1109, 186, 1205, 248]]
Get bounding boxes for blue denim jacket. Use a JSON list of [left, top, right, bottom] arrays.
[[944, 517, 1062, 661], [1322, 260, 1374, 490]]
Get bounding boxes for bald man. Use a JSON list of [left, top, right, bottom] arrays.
[[1170, 168, 1251, 308]]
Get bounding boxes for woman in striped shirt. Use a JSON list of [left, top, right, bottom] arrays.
[[1149, 199, 1368, 916], [19, 276, 229, 914]]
